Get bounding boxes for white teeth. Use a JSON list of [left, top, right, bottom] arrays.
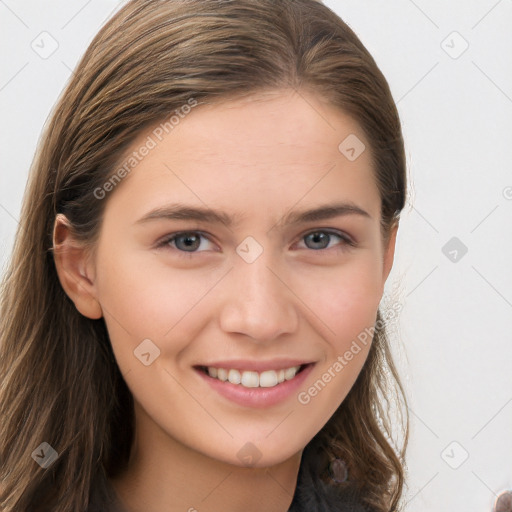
[[259, 370, 278, 388], [241, 371, 259, 388], [217, 368, 228, 381], [228, 369, 241, 385], [205, 365, 302, 388], [284, 367, 298, 380]]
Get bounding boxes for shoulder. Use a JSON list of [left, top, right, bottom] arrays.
[[288, 477, 375, 512], [288, 439, 376, 512]]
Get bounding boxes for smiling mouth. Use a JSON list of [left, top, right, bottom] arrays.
[[195, 363, 311, 388]]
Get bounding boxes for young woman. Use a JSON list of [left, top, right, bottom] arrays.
[[0, 1, 409, 511]]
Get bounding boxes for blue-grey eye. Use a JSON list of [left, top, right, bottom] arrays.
[[174, 232, 202, 251], [303, 231, 345, 250]]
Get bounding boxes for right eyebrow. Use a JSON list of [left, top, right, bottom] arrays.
[[134, 204, 239, 227]]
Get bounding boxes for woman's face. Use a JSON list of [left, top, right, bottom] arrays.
[[88, 88, 397, 468]]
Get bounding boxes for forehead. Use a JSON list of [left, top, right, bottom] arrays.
[[102, 89, 380, 222], [167, 89, 365, 162]]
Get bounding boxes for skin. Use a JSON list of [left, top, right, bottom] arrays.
[[53, 88, 398, 512]]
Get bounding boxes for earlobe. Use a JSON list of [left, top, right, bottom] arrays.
[[52, 214, 103, 320]]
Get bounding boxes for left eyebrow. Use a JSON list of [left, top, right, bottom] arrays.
[[279, 202, 372, 227], [134, 201, 372, 228], [134, 204, 240, 227]]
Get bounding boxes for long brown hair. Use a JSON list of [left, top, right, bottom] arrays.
[[0, 1, 409, 510]]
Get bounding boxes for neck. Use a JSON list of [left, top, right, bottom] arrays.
[[109, 401, 302, 512]]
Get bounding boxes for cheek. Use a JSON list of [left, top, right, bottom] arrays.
[[293, 263, 381, 417], [94, 249, 219, 365], [292, 256, 383, 349], [332, 273, 381, 348]]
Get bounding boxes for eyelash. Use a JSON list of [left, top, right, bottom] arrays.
[[155, 229, 356, 255]]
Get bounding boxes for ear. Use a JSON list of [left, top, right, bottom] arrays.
[[382, 220, 399, 284], [52, 214, 103, 319]]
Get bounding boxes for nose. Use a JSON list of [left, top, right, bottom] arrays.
[[218, 252, 299, 343]]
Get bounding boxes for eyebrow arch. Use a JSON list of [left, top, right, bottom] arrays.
[[280, 202, 371, 226], [134, 201, 371, 228]]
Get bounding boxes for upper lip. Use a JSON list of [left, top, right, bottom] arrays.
[[195, 359, 314, 372]]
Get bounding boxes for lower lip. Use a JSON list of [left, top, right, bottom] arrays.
[[195, 364, 315, 408]]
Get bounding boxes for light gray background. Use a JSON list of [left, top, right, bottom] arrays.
[[1, 1, 511, 511]]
